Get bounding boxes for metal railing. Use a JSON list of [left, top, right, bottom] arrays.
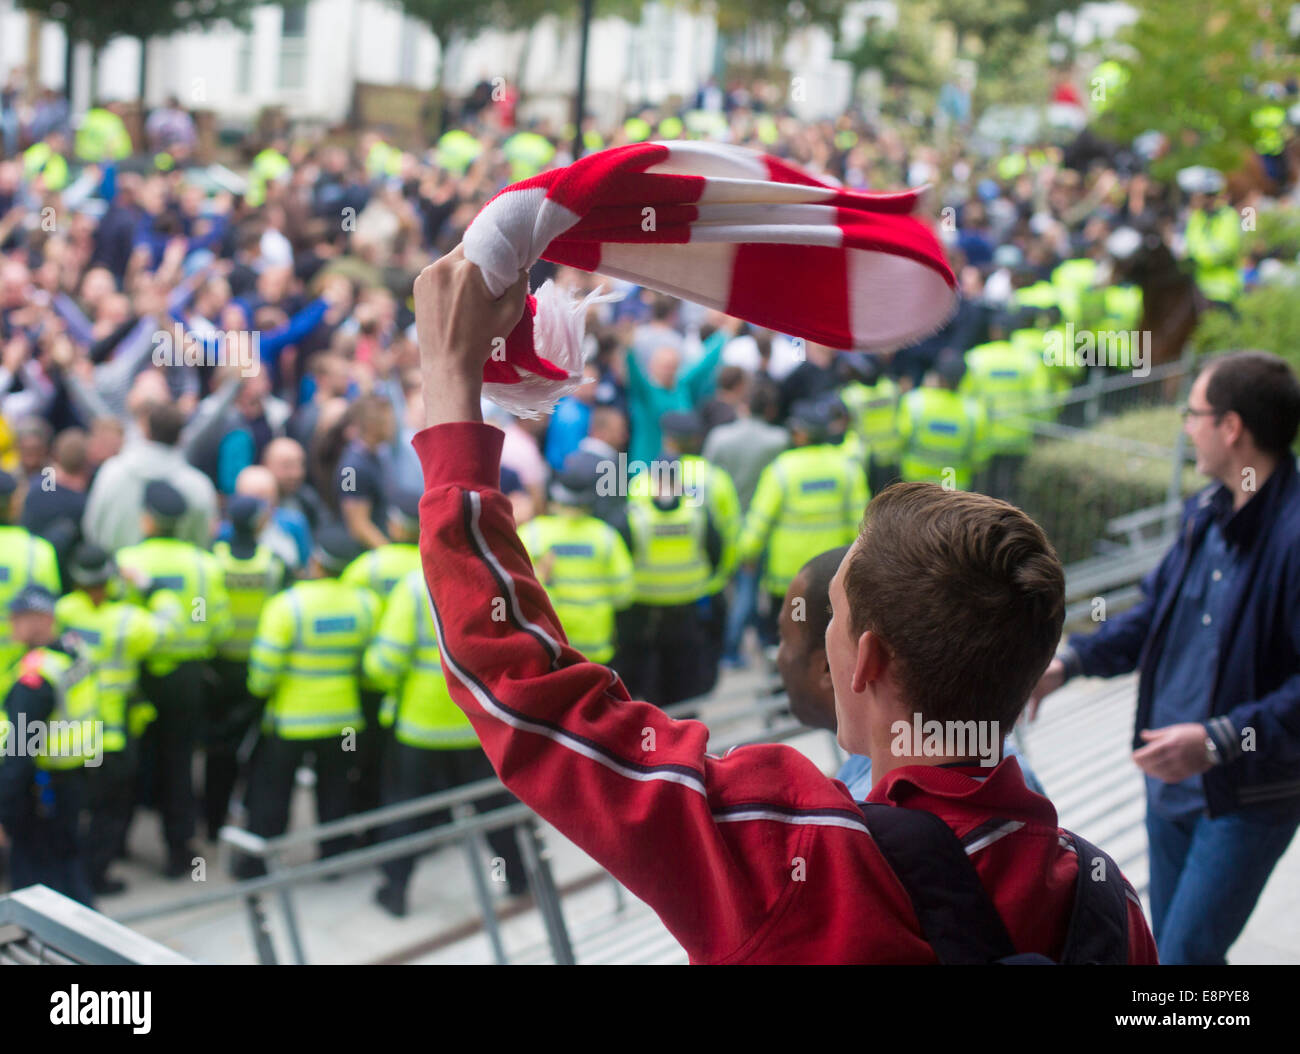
[[113, 687, 821, 965], [978, 352, 1196, 574], [1, 884, 191, 965]]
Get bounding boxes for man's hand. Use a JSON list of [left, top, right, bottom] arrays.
[[1133, 724, 1215, 783], [1025, 657, 1065, 722], [413, 243, 529, 429]]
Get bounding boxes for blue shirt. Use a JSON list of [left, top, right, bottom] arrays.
[[1146, 518, 1241, 818], [836, 753, 872, 800], [834, 738, 1042, 801], [544, 398, 591, 472]]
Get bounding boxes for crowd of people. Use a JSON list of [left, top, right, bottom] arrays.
[[0, 72, 1294, 962]]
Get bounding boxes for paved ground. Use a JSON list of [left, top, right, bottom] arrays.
[[86, 663, 1300, 965]]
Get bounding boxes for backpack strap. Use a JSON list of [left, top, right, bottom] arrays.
[[1057, 832, 1130, 965], [859, 802, 1018, 965]]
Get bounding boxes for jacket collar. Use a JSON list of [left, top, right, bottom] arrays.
[[867, 756, 1059, 830], [1202, 454, 1295, 549]]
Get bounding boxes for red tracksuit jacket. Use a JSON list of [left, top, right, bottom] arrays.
[[414, 423, 1159, 965]]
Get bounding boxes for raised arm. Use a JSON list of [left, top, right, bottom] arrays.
[[411, 247, 861, 963]]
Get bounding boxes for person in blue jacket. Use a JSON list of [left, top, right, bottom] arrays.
[[1033, 350, 1300, 965]]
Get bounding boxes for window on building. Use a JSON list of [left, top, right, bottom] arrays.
[[237, 33, 254, 96], [279, 2, 308, 91]]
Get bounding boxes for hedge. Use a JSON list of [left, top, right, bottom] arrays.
[[1017, 405, 1201, 566]]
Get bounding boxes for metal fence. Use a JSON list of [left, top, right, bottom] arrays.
[[0, 884, 191, 965], [973, 355, 1198, 622], [113, 687, 823, 965]]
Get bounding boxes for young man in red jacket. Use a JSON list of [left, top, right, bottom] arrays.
[[410, 245, 1158, 964]]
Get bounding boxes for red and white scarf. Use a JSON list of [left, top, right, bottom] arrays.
[[463, 140, 957, 416]]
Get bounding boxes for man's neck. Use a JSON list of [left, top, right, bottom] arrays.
[[1222, 450, 1278, 512], [867, 710, 1003, 783]]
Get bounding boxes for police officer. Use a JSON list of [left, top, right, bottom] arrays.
[[896, 351, 990, 492], [738, 400, 869, 650], [837, 353, 903, 495], [116, 480, 231, 877], [208, 497, 288, 841], [0, 469, 62, 674], [0, 586, 99, 906], [240, 526, 379, 877], [521, 456, 635, 665], [364, 568, 530, 917], [642, 411, 741, 683], [1184, 181, 1243, 307], [340, 488, 423, 819], [55, 543, 181, 895], [616, 448, 725, 707], [959, 333, 1052, 503]]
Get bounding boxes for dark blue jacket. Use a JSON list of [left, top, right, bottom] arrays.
[[1063, 455, 1300, 816]]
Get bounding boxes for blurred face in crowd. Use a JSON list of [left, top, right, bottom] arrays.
[[0, 161, 19, 196], [79, 267, 117, 310], [1, 260, 29, 309], [263, 437, 305, 497], [236, 371, 270, 419], [88, 418, 124, 467], [97, 293, 131, 329], [257, 266, 292, 305], [17, 428, 49, 476], [128, 372, 171, 423], [235, 465, 279, 508], [777, 568, 836, 733], [206, 276, 233, 318], [221, 303, 250, 333], [11, 609, 55, 648], [137, 176, 166, 216], [649, 346, 680, 390], [588, 407, 628, 452], [315, 355, 350, 398], [360, 403, 396, 448], [178, 183, 204, 218]]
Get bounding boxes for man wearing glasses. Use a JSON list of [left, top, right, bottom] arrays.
[[1032, 350, 1300, 964]]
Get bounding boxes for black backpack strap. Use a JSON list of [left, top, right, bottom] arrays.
[[860, 803, 1018, 965], [1058, 832, 1130, 965]]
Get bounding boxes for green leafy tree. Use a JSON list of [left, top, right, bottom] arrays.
[[1097, 0, 1297, 180]]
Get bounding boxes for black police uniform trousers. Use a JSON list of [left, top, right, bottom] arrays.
[[86, 740, 137, 885], [378, 739, 528, 897], [867, 456, 901, 499], [240, 731, 355, 877], [139, 660, 206, 855], [613, 601, 712, 708], [353, 689, 386, 824], [7, 768, 95, 907], [205, 657, 264, 839]]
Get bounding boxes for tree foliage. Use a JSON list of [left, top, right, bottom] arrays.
[[1097, 0, 1298, 180]]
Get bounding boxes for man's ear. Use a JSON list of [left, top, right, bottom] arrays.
[[852, 630, 888, 694], [1221, 409, 1245, 448]]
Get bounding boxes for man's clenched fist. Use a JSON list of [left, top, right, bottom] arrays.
[[413, 244, 529, 428]]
